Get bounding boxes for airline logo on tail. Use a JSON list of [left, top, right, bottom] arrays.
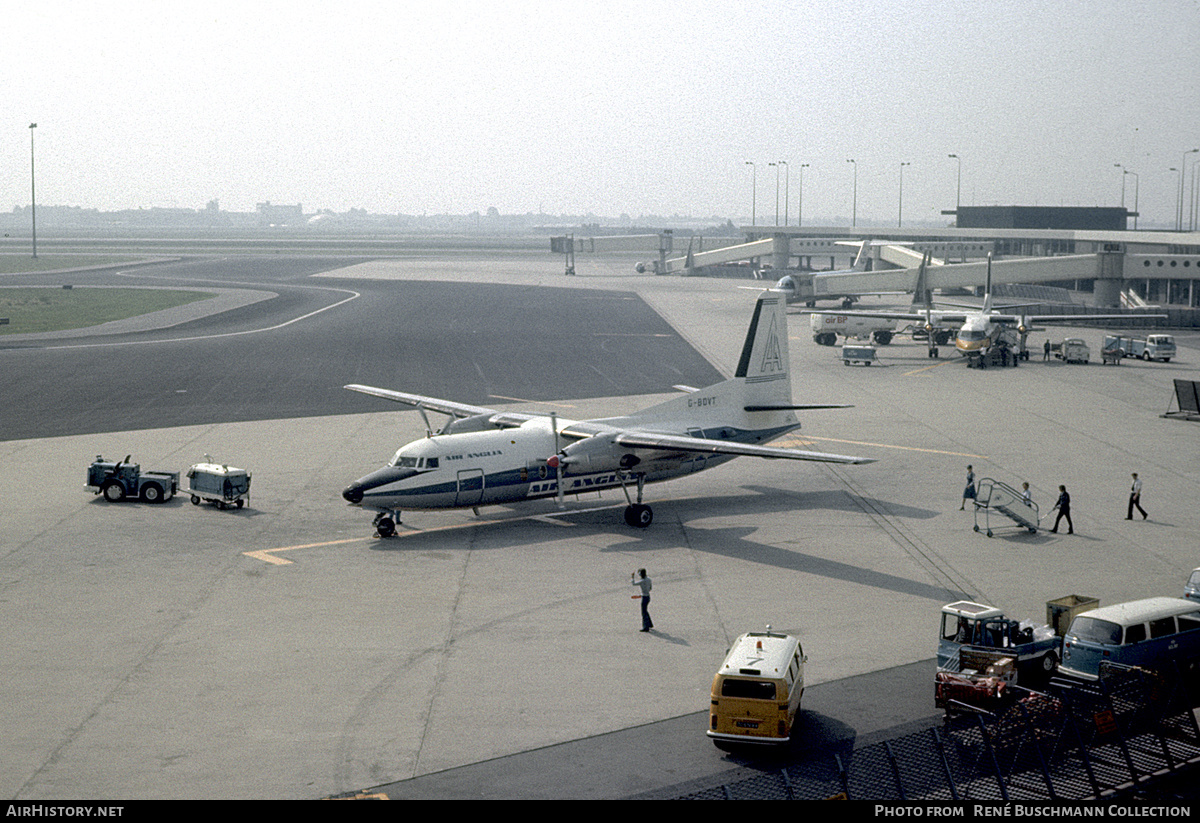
[[759, 313, 784, 375]]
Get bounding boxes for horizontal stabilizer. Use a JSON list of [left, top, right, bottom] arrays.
[[745, 403, 853, 412]]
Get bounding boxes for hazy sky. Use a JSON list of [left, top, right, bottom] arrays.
[[4, 0, 1199, 226]]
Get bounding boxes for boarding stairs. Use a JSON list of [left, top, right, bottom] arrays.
[[973, 478, 1040, 537]]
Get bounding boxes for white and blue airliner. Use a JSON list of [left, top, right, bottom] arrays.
[[341, 290, 875, 536]]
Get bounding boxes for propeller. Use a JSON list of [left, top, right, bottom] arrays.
[[549, 412, 564, 507]]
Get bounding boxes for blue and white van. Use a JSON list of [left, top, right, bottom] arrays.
[[1059, 597, 1200, 681], [1184, 568, 1200, 602]]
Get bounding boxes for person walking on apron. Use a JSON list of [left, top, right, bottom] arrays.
[[632, 569, 653, 632]]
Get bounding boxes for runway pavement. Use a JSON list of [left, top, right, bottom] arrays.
[[2, 250, 1198, 799]]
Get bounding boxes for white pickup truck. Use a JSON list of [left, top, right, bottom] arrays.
[[1054, 338, 1090, 364], [1104, 334, 1176, 363]]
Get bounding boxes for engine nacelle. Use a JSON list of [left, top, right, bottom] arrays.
[[442, 413, 497, 434], [551, 435, 640, 473]]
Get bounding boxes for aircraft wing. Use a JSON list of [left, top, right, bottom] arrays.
[[803, 308, 970, 324], [611, 430, 876, 465], [344, 384, 497, 419], [986, 312, 1165, 326], [344, 383, 551, 429]]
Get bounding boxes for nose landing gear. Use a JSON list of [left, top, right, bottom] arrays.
[[372, 510, 401, 537]]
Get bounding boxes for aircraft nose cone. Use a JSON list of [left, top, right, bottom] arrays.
[[342, 484, 364, 504]]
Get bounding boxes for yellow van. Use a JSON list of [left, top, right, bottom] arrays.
[[707, 627, 806, 746]]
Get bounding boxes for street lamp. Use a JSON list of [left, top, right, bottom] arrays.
[[1171, 167, 1180, 229], [1191, 159, 1200, 231], [1179, 148, 1199, 230], [769, 161, 780, 226], [898, 161, 910, 228], [745, 161, 756, 227], [779, 161, 789, 226], [1124, 170, 1140, 229], [948, 154, 961, 223], [29, 123, 37, 259], [847, 159, 857, 227], [796, 163, 809, 227]]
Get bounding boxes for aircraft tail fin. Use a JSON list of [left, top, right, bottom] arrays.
[[629, 290, 797, 431], [852, 240, 872, 272], [734, 290, 791, 401], [910, 253, 932, 309]]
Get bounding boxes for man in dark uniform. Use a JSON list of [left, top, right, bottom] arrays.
[[1050, 485, 1073, 534]]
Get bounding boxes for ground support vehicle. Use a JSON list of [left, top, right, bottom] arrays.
[[186, 459, 252, 510], [936, 599, 1075, 712], [1059, 597, 1200, 681], [1053, 337, 1090, 364], [810, 313, 898, 347], [935, 648, 1016, 712], [840, 343, 877, 366], [1103, 334, 1176, 363], [707, 627, 805, 746], [972, 477, 1039, 536], [86, 455, 179, 504], [1185, 568, 1200, 602], [1100, 338, 1125, 365]]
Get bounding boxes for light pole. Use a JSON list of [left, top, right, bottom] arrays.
[[1190, 159, 1200, 232], [847, 158, 857, 227], [1178, 148, 1199, 230], [1115, 163, 1129, 229], [948, 153, 961, 224], [29, 123, 37, 259], [745, 161, 756, 227], [796, 163, 809, 227], [898, 161, 910, 228], [779, 161, 789, 226], [1171, 167, 1180, 229], [1126, 170, 1139, 229], [769, 162, 780, 226]]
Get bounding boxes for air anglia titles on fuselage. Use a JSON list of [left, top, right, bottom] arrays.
[[341, 290, 876, 536]]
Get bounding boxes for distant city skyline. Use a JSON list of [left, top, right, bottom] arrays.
[[5, 1, 1199, 228]]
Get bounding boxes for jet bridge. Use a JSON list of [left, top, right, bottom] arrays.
[[661, 237, 777, 274], [973, 478, 1041, 537]]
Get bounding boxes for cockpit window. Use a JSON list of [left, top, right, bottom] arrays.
[[389, 453, 438, 469], [959, 330, 986, 341]]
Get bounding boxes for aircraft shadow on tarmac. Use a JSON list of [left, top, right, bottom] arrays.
[[369, 485, 955, 603]]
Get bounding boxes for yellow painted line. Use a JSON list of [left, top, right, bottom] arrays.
[[804, 435, 987, 459], [902, 359, 959, 376], [244, 537, 365, 565], [245, 503, 632, 564]]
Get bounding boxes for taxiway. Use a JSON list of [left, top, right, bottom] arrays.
[[2, 250, 1197, 799]]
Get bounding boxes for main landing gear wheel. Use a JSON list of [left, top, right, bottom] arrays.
[[624, 504, 653, 528]]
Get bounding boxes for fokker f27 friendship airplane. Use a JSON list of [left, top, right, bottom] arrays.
[[806, 254, 1158, 364], [341, 290, 875, 536]]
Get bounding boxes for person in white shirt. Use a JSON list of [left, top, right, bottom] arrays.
[[631, 569, 653, 632], [1127, 472, 1147, 520]]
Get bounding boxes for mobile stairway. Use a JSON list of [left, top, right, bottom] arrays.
[[973, 477, 1040, 537]]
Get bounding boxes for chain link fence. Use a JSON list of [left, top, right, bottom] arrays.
[[671, 662, 1200, 801]]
